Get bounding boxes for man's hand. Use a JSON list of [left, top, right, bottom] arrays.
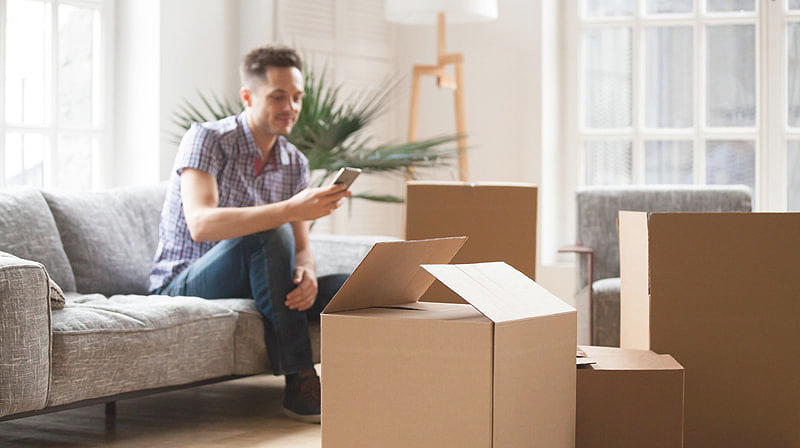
[[286, 184, 351, 221], [285, 265, 318, 311]]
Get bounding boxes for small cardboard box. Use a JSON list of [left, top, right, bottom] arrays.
[[405, 181, 538, 303], [576, 345, 684, 448], [321, 237, 576, 448], [618, 211, 800, 447]]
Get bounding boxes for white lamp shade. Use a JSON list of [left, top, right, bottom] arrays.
[[384, 0, 498, 25]]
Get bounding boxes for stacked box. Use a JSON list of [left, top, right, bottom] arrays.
[[406, 181, 538, 303], [576, 345, 684, 448]]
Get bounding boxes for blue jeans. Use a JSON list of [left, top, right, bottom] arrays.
[[155, 224, 347, 376]]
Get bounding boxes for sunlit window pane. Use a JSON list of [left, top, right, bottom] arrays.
[[645, 0, 693, 14], [788, 23, 800, 128], [2, 0, 105, 191], [706, 140, 755, 192], [56, 135, 94, 190], [645, 26, 693, 128], [584, 28, 632, 128], [791, 0, 800, 10], [789, 141, 800, 210], [5, 133, 46, 187], [645, 140, 694, 183], [585, 140, 632, 185], [583, 0, 632, 17], [5, 134, 23, 184], [58, 5, 99, 127], [707, 25, 756, 127], [707, 0, 754, 12], [5, 0, 50, 125]]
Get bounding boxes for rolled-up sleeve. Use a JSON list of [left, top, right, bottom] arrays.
[[174, 123, 223, 178]]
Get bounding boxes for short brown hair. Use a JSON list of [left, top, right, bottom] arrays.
[[240, 45, 303, 87]]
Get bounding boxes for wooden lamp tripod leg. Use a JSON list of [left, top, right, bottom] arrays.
[[406, 11, 470, 181], [405, 67, 424, 181], [408, 68, 422, 143], [408, 63, 469, 181], [453, 60, 468, 181]]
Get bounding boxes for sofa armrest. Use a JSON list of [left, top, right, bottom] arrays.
[[558, 244, 594, 290], [0, 255, 51, 418]]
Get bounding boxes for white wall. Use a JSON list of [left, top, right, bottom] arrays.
[[238, 0, 275, 55], [158, 0, 246, 181], [113, 0, 160, 186], [114, 0, 276, 186], [392, 3, 543, 184]]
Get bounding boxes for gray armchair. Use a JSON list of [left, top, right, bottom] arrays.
[[560, 185, 752, 347]]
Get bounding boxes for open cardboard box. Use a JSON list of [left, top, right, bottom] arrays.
[[619, 211, 800, 447], [405, 181, 538, 304], [321, 237, 576, 447], [576, 345, 684, 448]]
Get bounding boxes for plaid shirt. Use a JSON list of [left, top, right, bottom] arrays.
[[149, 112, 309, 292]]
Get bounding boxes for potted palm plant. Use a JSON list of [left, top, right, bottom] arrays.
[[171, 66, 457, 203]]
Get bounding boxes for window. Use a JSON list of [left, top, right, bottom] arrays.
[[1, 0, 110, 191], [566, 0, 800, 211]]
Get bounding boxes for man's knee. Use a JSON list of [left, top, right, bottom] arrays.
[[243, 223, 295, 258]]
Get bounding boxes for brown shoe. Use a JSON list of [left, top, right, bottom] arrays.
[[282, 368, 321, 423]]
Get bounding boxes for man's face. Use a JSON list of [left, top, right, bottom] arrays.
[[241, 66, 304, 137]]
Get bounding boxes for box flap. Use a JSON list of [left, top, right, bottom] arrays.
[[322, 237, 467, 314], [618, 211, 651, 350], [421, 262, 574, 323], [578, 345, 683, 371]]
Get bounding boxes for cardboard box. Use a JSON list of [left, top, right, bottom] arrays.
[[321, 237, 576, 448], [405, 181, 538, 303], [576, 345, 684, 448], [618, 211, 800, 447]]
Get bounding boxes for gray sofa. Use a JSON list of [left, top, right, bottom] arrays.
[[0, 185, 389, 421]]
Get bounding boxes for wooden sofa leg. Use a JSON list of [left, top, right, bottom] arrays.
[[105, 401, 116, 417], [104, 401, 117, 437]]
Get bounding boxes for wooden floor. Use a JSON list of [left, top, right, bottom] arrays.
[[0, 373, 321, 447]]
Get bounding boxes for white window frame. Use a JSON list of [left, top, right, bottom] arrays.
[[0, 0, 113, 190], [765, 1, 800, 211], [563, 0, 800, 217]]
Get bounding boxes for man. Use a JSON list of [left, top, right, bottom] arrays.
[[149, 45, 350, 423]]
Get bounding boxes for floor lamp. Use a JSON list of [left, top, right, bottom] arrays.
[[385, 0, 498, 182]]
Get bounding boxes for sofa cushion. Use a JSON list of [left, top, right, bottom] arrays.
[[0, 188, 76, 291], [42, 185, 166, 295], [592, 277, 621, 347], [210, 298, 320, 375], [47, 293, 236, 407], [576, 277, 622, 347]]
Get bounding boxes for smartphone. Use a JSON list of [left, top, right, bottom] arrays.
[[329, 167, 361, 189]]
